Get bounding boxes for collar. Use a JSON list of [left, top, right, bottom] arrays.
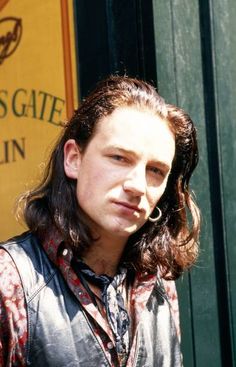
[[41, 230, 72, 265]]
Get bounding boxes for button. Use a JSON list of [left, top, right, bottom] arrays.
[[62, 248, 68, 256], [107, 342, 113, 350]]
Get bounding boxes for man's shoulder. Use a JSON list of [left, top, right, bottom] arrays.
[[0, 231, 43, 261], [0, 234, 28, 302], [0, 232, 42, 284], [0, 231, 37, 247], [0, 231, 57, 298]]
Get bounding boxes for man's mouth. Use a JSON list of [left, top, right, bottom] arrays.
[[113, 201, 143, 213]]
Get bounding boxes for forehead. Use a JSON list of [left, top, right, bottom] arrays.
[[92, 106, 175, 164]]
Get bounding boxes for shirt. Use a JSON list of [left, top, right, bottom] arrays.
[[0, 232, 180, 367]]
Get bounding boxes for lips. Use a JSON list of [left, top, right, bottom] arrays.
[[113, 200, 143, 213]]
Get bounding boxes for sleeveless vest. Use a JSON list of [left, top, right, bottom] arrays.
[[1, 232, 182, 367]]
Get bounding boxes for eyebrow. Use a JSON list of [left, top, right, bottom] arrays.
[[103, 145, 172, 172]]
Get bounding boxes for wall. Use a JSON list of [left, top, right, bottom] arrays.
[[0, 0, 78, 240]]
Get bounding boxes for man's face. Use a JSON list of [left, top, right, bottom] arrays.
[[64, 106, 175, 244]]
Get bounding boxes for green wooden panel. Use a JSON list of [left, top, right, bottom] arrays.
[[210, 0, 236, 364], [153, 0, 222, 365], [176, 273, 195, 367], [74, 0, 157, 97]]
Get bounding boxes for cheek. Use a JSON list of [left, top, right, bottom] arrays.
[[76, 184, 89, 206], [148, 182, 169, 208], [76, 168, 107, 204]]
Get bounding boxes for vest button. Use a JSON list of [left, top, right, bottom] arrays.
[[107, 341, 113, 349]]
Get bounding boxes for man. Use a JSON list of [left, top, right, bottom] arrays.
[[0, 76, 200, 366]]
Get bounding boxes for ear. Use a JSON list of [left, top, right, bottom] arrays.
[[63, 139, 81, 179]]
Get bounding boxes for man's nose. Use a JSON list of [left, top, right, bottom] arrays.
[[123, 167, 146, 196]]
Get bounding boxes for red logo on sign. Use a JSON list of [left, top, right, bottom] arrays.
[[0, 17, 22, 64]]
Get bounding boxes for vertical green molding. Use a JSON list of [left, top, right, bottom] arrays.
[[152, 0, 222, 366]]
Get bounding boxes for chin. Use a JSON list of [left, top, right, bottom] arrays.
[[111, 224, 140, 237]]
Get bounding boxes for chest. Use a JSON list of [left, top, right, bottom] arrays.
[[25, 273, 181, 367]]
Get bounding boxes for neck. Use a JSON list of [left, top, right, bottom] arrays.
[[82, 235, 127, 277]]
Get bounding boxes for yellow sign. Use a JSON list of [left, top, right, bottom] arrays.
[[0, 0, 78, 240]]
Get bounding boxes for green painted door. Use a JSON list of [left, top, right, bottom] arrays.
[[153, 1, 236, 365]]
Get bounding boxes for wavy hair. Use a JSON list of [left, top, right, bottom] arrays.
[[20, 75, 200, 279]]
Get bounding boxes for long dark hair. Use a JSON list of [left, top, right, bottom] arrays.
[[20, 75, 200, 279]]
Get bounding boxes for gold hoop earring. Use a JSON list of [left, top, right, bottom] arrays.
[[148, 207, 162, 223]]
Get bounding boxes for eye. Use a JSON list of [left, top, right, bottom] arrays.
[[147, 166, 165, 177], [111, 155, 126, 162]]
